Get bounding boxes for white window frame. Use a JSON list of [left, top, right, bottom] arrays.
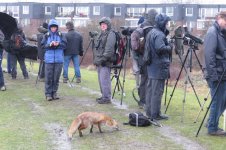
[[166, 7, 174, 17], [76, 7, 89, 17], [186, 7, 193, 17], [114, 7, 121, 16], [93, 6, 100, 16], [45, 6, 51, 15], [22, 5, 29, 15]]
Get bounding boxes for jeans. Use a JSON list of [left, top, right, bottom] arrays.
[[97, 66, 111, 100], [45, 63, 63, 97], [207, 80, 226, 133], [63, 55, 81, 79], [0, 50, 5, 87]]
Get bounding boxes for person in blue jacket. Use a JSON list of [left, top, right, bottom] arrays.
[[41, 19, 67, 101]]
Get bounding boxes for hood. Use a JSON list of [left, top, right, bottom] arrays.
[[146, 9, 158, 26], [155, 14, 171, 31], [137, 16, 145, 25], [99, 17, 111, 30], [38, 26, 48, 34], [48, 19, 59, 31]]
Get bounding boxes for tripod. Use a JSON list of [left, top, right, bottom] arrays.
[[165, 45, 203, 122], [111, 36, 129, 105], [71, 37, 94, 82]]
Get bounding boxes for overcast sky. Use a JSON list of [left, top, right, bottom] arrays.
[[0, 0, 226, 4]]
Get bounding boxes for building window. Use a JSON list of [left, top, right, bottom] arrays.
[[93, 6, 100, 15], [76, 7, 89, 17], [23, 6, 29, 15], [127, 7, 145, 18], [114, 7, 121, 16], [0, 6, 6, 12], [7, 6, 19, 18], [186, 8, 193, 16], [166, 7, 174, 17], [199, 8, 218, 19], [45, 6, 51, 15], [58, 7, 74, 17]]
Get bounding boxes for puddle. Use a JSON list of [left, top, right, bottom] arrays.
[[44, 123, 72, 150]]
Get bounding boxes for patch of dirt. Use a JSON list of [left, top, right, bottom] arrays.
[[44, 123, 72, 150], [158, 126, 205, 150]]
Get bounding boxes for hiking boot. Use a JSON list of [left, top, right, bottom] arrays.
[[97, 99, 111, 104], [0, 85, 6, 91], [24, 76, 29, 79], [96, 97, 102, 101], [46, 96, 52, 101], [138, 101, 145, 109], [208, 129, 226, 136], [76, 78, 81, 83], [52, 94, 60, 100], [155, 114, 169, 120], [63, 78, 68, 83]]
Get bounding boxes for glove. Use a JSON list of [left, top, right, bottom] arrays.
[[79, 51, 83, 56]]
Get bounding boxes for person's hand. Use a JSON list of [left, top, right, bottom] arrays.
[[53, 41, 59, 46]]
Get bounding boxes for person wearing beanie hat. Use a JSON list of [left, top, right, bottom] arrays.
[[63, 21, 83, 84], [94, 17, 116, 104], [145, 13, 172, 121]]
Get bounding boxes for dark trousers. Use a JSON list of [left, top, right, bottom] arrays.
[[45, 63, 63, 97], [10, 54, 28, 78], [207, 80, 226, 133], [38, 60, 45, 79], [145, 78, 165, 119], [138, 65, 148, 104]]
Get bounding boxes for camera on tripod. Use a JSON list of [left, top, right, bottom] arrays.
[[120, 26, 136, 36], [89, 31, 98, 38], [172, 26, 203, 53]]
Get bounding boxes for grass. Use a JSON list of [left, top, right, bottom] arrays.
[[0, 59, 226, 150]]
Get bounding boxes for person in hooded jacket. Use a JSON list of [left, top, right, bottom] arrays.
[[94, 17, 116, 104], [63, 21, 83, 84], [131, 9, 158, 109], [204, 11, 226, 136], [145, 14, 172, 121], [41, 19, 67, 101]]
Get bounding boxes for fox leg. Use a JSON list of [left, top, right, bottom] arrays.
[[79, 130, 83, 137], [90, 125, 93, 133], [98, 123, 103, 133]]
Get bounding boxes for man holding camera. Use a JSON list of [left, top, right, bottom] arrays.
[[145, 14, 172, 121], [41, 19, 67, 101], [93, 17, 116, 104], [204, 11, 226, 136], [63, 21, 83, 84]]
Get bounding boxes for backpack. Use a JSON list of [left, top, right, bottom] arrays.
[[131, 26, 153, 55], [124, 112, 151, 127], [110, 31, 126, 66], [12, 34, 26, 50]]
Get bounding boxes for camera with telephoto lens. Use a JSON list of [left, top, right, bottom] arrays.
[[120, 26, 136, 36], [89, 31, 98, 38]]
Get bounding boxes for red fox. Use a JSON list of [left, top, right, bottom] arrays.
[[68, 112, 119, 139]]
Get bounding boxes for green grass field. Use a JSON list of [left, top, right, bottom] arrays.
[[0, 60, 226, 150]]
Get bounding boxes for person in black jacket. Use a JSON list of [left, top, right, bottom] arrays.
[[204, 11, 226, 136], [63, 21, 83, 83], [10, 25, 29, 79], [145, 14, 172, 121]]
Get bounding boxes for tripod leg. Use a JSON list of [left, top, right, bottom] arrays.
[[178, 54, 202, 107], [164, 79, 168, 106], [193, 50, 204, 73], [194, 94, 209, 123], [196, 69, 225, 137], [165, 50, 190, 113]]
